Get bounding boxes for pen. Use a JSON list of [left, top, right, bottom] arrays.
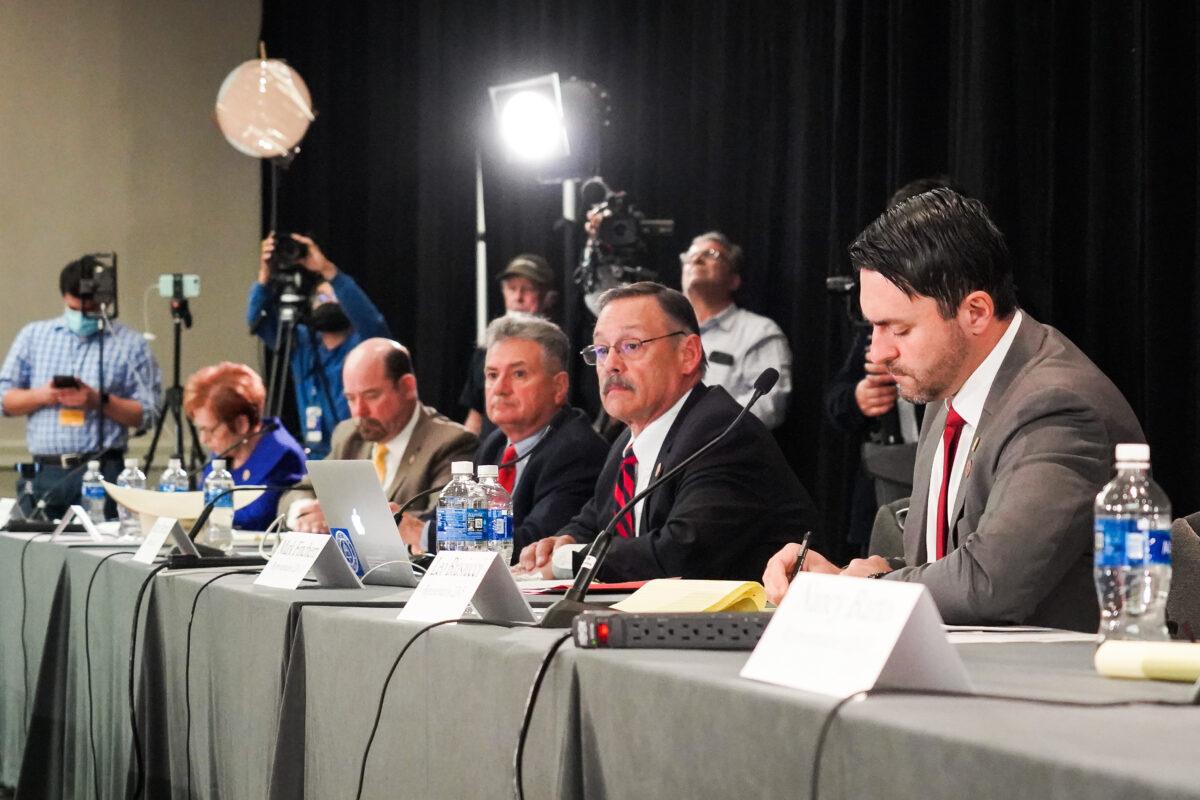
[[787, 530, 812, 582]]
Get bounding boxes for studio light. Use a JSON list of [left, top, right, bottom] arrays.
[[489, 73, 569, 163], [214, 55, 314, 159]]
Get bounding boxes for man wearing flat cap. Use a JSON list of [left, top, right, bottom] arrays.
[[459, 253, 558, 437]]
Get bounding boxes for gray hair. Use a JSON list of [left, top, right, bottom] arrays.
[[485, 314, 570, 374], [691, 230, 744, 273], [594, 282, 708, 377]]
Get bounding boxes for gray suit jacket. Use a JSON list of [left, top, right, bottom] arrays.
[[887, 315, 1144, 631], [327, 404, 477, 514]]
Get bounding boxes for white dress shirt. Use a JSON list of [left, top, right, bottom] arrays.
[[924, 311, 1024, 559], [374, 404, 422, 490], [626, 388, 693, 536]]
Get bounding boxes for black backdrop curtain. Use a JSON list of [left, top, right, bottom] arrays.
[[260, 0, 1200, 563]]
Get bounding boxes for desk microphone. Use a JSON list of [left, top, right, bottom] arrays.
[[538, 369, 780, 628], [168, 482, 296, 568], [185, 420, 280, 480]]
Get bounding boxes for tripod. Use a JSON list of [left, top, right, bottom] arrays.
[[143, 296, 204, 482]]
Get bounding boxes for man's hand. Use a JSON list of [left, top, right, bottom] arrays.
[[854, 360, 898, 417], [258, 234, 274, 285], [514, 534, 577, 578], [289, 233, 337, 280], [291, 499, 329, 534], [840, 556, 893, 578], [763, 542, 841, 605], [54, 379, 98, 410]]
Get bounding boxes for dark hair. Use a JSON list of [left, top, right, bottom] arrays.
[[60, 256, 99, 296], [383, 346, 414, 382], [887, 175, 964, 209], [595, 281, 708, 375], [849, 188, 1017, 319]]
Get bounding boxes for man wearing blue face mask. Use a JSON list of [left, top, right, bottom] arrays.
[[0, 257, 162, 519]]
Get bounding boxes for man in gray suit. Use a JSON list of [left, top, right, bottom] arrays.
[[290, 338, 477, 535], [765, 188, 1143, 631]]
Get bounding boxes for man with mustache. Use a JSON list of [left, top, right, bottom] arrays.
[[516, 282, 818, 582], [764, 188, 1143, 631], [290, 338, 476, 533]]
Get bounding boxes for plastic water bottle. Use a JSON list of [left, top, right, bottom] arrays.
[[158, 457, 189, 492], [80, 460, 107, 524], [476, 465, 514, 564], [436, 462, 478, 553], [116, 458, 146, 538], [1094, 443, 1172, 641], [203, 459, 235, 553]]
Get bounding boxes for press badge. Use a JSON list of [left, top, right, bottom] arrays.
[[305, 405, 323, 443], [58, 408, 85, 427]]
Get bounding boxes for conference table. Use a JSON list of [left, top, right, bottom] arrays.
[[2, 533, 1199, 799]]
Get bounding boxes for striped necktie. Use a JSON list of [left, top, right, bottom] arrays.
[[612, 447, 638, 538]]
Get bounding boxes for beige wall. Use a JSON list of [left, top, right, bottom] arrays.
[[0, 0, 262, 477]]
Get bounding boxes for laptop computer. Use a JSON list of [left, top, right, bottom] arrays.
[[307, 460, 423, 588]]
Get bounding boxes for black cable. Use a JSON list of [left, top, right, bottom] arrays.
[[184, 568, 262, 800], [17, 532, 52, 717], [84, 550, 135, 800], [512, 632, 574, 800], [354, 618, 512, 800], [808, 687, 1200, 800], [127, 562, 170, 800]]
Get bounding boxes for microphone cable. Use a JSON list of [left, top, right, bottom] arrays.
[[84, 550, 135, 800], [512, 631, 574, 800], [17, 531, 54, 717], [808, 686, 1200, 800], [354, 617, 531, 800], [184, 567, 264, 800], [126, 561, 170, 800]]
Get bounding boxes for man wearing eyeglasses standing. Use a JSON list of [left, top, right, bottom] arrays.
[[515, 281, 817, 581], [680, 232, 793, 429]]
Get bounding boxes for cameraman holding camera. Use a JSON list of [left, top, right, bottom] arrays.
[[247, 233, 391, 459], [0, 257, 162, 519]]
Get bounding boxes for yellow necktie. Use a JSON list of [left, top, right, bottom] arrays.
[[372, 443, 389, 484]]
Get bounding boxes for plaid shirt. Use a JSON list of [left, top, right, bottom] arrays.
[[0, 314, 161, 454]]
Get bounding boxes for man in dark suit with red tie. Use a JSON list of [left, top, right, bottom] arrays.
[[474, 315, 608, 562], [516, 282, 818, 582]]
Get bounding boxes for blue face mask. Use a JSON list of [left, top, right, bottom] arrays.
[[64, 307, 100, 337]]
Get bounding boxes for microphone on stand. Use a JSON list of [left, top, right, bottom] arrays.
[[185, 420, 281, 481], [167, 482, 295, 568], [538, 369, 780, 629]]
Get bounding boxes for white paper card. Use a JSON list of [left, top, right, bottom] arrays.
[[132, 517, 182, 564], [51, 505, 104, 543], [254, 532, 362, 590], [0, 498, 16, 529], [398, 551, 534, 624], [740, 573, 973, 698]]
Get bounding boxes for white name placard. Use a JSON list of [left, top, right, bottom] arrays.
[[398, 551, 534, 624], [741, 573, 972, 698], [132, 517, 183, 564], [0, 498, 16, 529], [254, 531, 362, 590], [51, 505, 104, 543]]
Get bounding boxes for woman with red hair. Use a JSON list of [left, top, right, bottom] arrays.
[[184, 362, 305, 530]]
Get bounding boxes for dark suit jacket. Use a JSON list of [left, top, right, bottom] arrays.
[[328, 404, 477, 513], [476, 406, 608, 561], [561, 384, 819, 582], [889, 315, 1144, 631]]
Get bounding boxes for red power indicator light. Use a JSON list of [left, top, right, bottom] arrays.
[[596, 621, 610, 645]]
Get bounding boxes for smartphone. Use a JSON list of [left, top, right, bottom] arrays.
[[52, 375, 81, 389]]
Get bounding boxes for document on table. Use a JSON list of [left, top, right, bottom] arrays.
[[944, 625, 1098, 644]]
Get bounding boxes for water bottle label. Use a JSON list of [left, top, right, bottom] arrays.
[[1095, 518, 1133, 567], [463, 509, 487, 542], [1147, 527, 1172, 565], [83, 485, 106, 500], [205, 488, 234, 508], [437, 508, 468, 541], [160, 484, 179, 493], [1125, 531, 1146, 562], [484, 509, 512, 541]]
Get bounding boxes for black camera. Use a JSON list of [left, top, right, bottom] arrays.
[[270, 233, 309, 273]]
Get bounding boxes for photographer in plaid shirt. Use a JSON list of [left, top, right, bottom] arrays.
[[0, 257, 161, 519]]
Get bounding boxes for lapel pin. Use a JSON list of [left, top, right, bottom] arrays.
[[242, 468, 251, 481], [654, 463, 663, 478], [963, 460, 973, 479], [971, 437, 981, 453]]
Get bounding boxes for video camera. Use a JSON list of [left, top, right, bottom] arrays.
[[575, 177, 674, 315], [268, 233, 321, 306], [78, 253, 118, 319]]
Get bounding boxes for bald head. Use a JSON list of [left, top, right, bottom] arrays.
[[342, 338, 418, 442]]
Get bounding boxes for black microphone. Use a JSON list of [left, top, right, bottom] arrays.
[[538, 369, 780, 628], [166, 482, 297, 568], [185, 420, 280, 480]]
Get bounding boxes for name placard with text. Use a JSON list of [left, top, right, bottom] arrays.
[[398, 551, 534, 624]]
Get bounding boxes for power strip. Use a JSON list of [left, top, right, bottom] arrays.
[[572, 610, 773, 650]]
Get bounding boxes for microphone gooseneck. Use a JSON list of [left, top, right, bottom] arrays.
[[185, 420, 280, 480], [538, 369, 780, 628]]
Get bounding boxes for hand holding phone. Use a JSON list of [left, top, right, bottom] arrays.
[[52, 375, 81, 390]]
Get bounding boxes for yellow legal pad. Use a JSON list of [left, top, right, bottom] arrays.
[[611, 579, 767, 613]]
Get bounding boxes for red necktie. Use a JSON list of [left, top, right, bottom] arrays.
[[612, 448, 638, 538], [935, 403, 967, 560], [498, 444, 517, 494]]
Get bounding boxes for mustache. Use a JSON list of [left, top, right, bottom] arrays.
[[602, 375, 634, 395]]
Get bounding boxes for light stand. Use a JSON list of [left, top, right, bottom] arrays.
[[142, 290, 205, 480]]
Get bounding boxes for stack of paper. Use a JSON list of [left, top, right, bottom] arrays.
[[611, 579, 767, 613]]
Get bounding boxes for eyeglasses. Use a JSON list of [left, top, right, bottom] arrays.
[[580, 331, 685, 365], [679, 247, 727, 265], [195, 421, 227, 438]]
